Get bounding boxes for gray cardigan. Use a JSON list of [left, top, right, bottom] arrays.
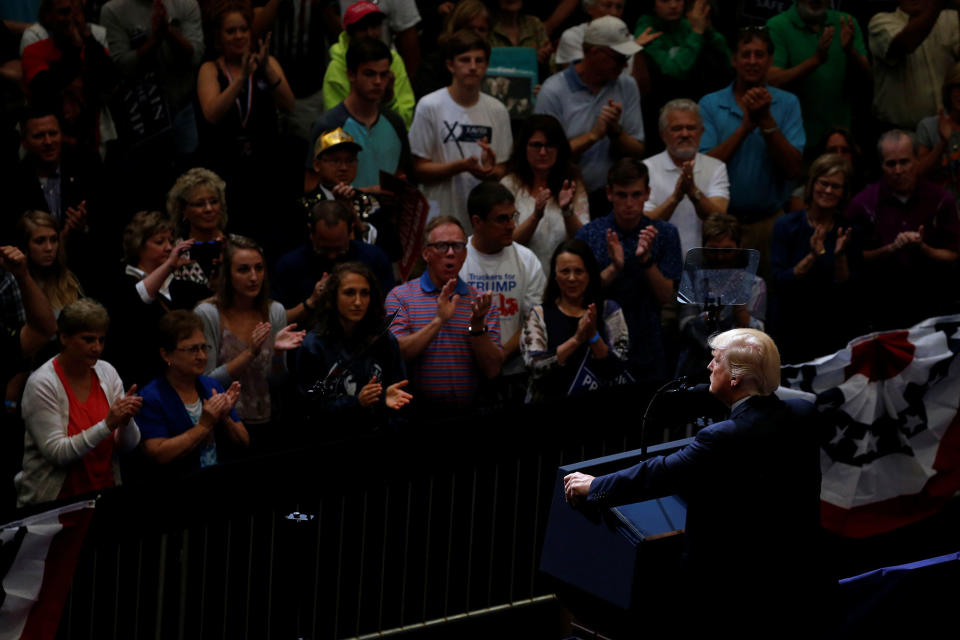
[[194, 301, 287, 385]]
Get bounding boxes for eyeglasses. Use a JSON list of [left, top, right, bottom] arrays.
[[527, 141, 558, 152], [491, 212, 519, 225], [426, 241, 467, 254], [186, 197, 220, 208], [175, 344, 212, 354], [814, 178, 845, 192], [319, 155, 358, 166]]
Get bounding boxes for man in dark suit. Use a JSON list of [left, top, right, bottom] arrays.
[[564, 328, 823, 631], [6, 108, 112, 297]]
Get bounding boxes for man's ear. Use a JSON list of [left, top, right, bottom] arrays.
[[606, 185, 613, 203]]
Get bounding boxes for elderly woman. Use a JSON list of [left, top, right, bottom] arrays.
[[137, 310, 247, 473], [104, 211, 203, 387], [17, 299, 141, 507], [501, 115, 589, 274], [166, 168, 229, 305], [195, 235, 304, 445], [771, 153, 860, 363], [520, 239, 629, 402]]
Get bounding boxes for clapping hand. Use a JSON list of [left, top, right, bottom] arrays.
[[333, 182, 356, 201], [606, 229, 624, 271], [815, 25, 835, 63], [635, 225, 658, 262], [533, 187, 551, 217], [470, 291, 493, 327], [575, 303, 599, 343], [107, 385, 142, 430], [358, 376, 383, 408], [557, 180, 576, 210], [248, 321, 272, 356], [385, 380, 412, 410], [687, 0, 711, 34], [63, 201, 87, 235], [742, 88, 773, 128], [274, 323, 306, 351], [839, 16, 855, 51], [835, 226, 852, 255], [436, 278, 460, 323], [809, 224, 827, 255]]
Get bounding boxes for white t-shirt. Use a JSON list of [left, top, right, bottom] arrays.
[[500, 174, 589, 275], [409, 88, 513, 228], [643, 151, 729, 260], [338, 0, 420, 48], [460, 238, 546, 375], [19, 23, 109, 55]]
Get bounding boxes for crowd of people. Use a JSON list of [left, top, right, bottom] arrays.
[[2, 0, 959, 514]]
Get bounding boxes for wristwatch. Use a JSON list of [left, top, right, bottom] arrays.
[[468, 323, 487, 337]]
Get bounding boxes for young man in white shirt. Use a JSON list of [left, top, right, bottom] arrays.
[[408, 30, 512, 229], [460, 181, 546, 397]]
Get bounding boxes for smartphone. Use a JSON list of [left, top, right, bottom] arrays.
[[188, 239, 222, 276]]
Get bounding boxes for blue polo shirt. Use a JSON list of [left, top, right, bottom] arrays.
[[535, 65, 644, 192], [698, 83, 805, 221]]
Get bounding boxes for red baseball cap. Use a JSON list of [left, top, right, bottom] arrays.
[[343, 1, 385, 29]]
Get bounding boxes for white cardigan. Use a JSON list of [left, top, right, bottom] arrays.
[[17, 357, 141, 507]]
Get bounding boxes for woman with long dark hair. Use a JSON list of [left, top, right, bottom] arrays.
[[296, 262, 410, 423], [520, 239, 628, 402], [501, 114, 589, 273]]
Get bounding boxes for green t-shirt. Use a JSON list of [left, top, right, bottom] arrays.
[[766, 3, 867, 149], [634, 14, 730, 80]]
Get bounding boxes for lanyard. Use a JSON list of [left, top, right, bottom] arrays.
[[222, 63, 254, 129]]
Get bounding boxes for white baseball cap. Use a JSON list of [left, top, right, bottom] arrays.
[[583, 16, 642, 57]]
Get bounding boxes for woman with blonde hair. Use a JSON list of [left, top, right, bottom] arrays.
[[17, 210, 82, 313], [771, 154, 861, 362]]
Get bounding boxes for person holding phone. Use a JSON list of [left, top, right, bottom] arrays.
[[17, 299, 141, 507], [296, 262, 410, 429], [166, 167, 229, 308]]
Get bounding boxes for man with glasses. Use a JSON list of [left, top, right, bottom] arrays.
[[272, 201, 394, 327], [386, 216, 503, 408], [299, 127, 400, 259], [846, 129, 959, 330], [698, 26, 805, 278], [460, 182, 545, 401], [575, 159, 681, 380], [536, 15, 645, 219]]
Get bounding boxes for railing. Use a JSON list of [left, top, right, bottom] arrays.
[[52, 381, 724, 639]]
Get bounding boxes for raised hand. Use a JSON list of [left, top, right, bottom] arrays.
[[63, 200, 87, 234], [537, 38, 553, 64], [274, 323, 306, 351], [358, 376, 382, 408], [165, 239, 194, 270], [687, 0, 711, 34], [636, 27, 662, 48], [151, 0, 168, 37], [385, 380, 412, 410], [436, 278, 460, 323], [107, 385, 142, 430], [470, 291, 493, 327], [200, 388, 231, 427], [0, 246, 28, 279], [222, 381, 241, 410], [839, 16, 854, 51], [478, 137, 496, 170], [606, 229, 624, 271], [557, 180, 576, 210]]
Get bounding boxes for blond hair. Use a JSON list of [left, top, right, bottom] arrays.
[[708, 329, 781, 396], [18, 211, 81, 312]]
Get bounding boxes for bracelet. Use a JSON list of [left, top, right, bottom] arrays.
[[468, 323, 487, 337], [761, 125, 779, 136], [587, 332, 601, 345]]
